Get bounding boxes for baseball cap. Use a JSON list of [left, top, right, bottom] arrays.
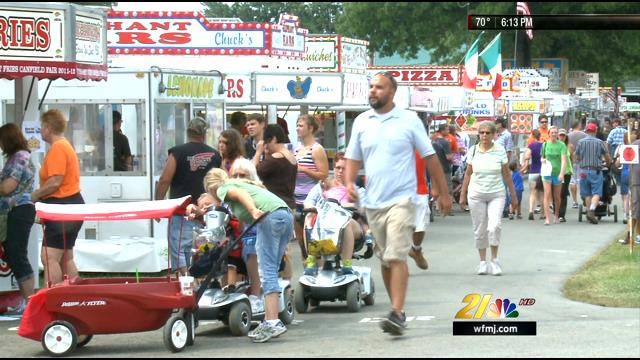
[[187, 117, 208, 136], [585, 123, 598, 132], [558, 128, 567, 135]]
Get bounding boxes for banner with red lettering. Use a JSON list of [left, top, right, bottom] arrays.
[[367, 66, 463, 86], [0, 60, 107, 81], [0, 5, 107, 81]]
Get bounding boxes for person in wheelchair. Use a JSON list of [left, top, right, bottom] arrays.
[[302, 152, 370, 276]]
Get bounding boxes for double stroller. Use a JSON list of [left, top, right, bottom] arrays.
[[578, 167, 619, 223], [295, 198, 375, 313]]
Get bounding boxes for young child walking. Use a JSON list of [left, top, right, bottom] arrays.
[[509, 161, 524, 219]]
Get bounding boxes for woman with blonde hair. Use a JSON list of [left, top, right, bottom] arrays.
[[294, 114, 328, 259], [540, 126, 567, 225], [31, 109, 85, 286], [187, 168, 293, 343]]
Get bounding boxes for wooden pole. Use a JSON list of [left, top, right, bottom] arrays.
[[628, 119, 634, 254]]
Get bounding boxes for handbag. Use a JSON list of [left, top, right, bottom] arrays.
[[539, 142, 553, 177], [540, 160, 553, 177]]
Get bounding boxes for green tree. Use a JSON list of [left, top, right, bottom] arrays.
[[337, 2, 640, 85], [202, 2, 343, 34]]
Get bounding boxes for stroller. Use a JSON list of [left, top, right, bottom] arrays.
[[295, 199, 375, 313], [190, 206, 294, 336], [578, 167, 618, 223]]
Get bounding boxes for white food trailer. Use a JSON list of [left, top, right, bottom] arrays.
[[1, 68, 225, 273]]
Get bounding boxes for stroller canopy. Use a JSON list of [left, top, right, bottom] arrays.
[[35, 196, 192, 221]]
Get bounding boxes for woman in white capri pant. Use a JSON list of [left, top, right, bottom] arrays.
[[459, 122, 518, 276]]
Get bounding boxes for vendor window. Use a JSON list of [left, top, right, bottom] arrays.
[[40, 103, 145, 175]]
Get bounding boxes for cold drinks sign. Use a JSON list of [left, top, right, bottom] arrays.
[[107, 11, 307, 57]]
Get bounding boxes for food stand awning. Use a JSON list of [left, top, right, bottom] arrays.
[[0, 3, 108, 81]]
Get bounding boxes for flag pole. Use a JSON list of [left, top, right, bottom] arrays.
[[514, 30, 518, 67], [458, 31, 485, 65], [514, 1, 518, 67]]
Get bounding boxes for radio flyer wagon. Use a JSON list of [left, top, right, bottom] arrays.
[[18, 196, 197, 356]]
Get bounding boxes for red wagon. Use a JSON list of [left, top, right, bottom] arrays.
[[18, 196, 197, 356]]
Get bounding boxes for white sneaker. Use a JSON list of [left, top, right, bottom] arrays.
[[476, 261, 489, 275], [249, 295, 264, 314], [490, 259, 502, 276]]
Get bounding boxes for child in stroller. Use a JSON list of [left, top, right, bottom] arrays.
[[190, 193, 267, 313]]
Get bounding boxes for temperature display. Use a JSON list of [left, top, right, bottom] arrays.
[[468, 15, 640, 31]]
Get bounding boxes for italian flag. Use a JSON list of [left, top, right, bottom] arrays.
[[479, 33, 502, 99], [461, 34, 483, 91]]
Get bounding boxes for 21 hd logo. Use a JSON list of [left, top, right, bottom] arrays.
[[453, 294, 537, 336], [455, 294, 536, 319]]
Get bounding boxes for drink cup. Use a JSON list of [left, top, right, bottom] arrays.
[[179, 276, 194, 296]]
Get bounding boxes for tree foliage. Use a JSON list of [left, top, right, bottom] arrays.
[[202, 2, 343, 34], [200, 2, 640, 85], [337, 2, 640, 85]]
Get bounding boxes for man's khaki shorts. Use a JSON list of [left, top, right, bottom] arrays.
[[366, 198, 416, 267]]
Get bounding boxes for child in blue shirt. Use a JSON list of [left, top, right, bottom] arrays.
[[509, 161, 524, 219]]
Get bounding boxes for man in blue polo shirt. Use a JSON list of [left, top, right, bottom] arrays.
[[345, 72, 451, 336]]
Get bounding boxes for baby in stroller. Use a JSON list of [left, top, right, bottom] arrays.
[[302, 153, 371, 276]]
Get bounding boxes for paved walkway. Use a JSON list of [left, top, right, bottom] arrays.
[[0, 190, 638, 357]]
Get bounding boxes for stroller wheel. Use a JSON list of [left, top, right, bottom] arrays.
[[578, 205, 583, 222], [363, 277, 375, 306], [278, 287, 295, 325], [228, 301, 251, 336], [294, 282, 309, 314]]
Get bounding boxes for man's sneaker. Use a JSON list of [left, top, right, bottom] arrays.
[[559, 217, 566, 223], [251, 321, 287, 343], [249, 295, 264, 314], [490, 259, 502, 276], [586, 210, 598, 224], [4, 298, 26, 317], [508, 213, 514, 220], [528, 212, 534, 221], [303, 255, 318, 276], [572, 202, 579, 209], [379, 311, 406, 336], [476, 261, 489, 275], [409, 246, 429, 270], [534, 205, 541, 214]]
